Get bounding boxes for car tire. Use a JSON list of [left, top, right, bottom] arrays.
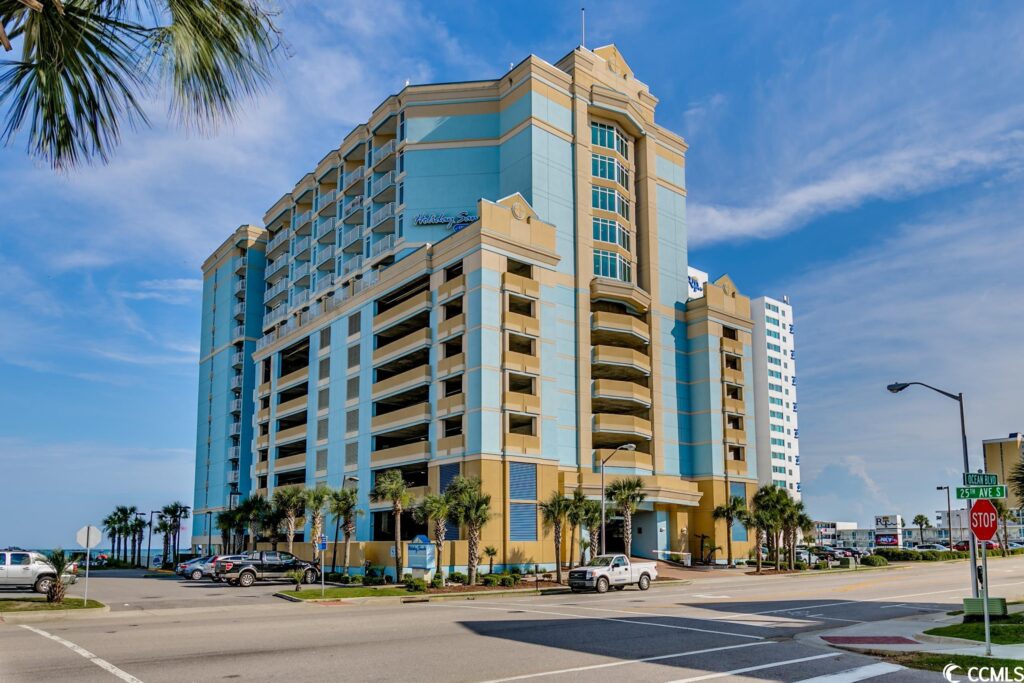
[[190, 569, 203, 581], [238, 571, 256, 588], [304, 569, 317, 584], [638, 574, 651, 591], [34, 576, 54, 594], [596, 577, 609, 594]]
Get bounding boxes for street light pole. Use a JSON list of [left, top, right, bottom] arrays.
[[888, 382, 979, 597], [600, 443, 636, 556], [937, 486, 952, 547]]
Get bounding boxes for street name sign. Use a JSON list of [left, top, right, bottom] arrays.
[[970, 499, 999, 542], [963, 473, 999, 487], [956, 486, 1006, 500]]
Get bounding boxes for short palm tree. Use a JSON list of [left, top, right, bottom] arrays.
[[483, 546, 497, 575], [752, 485, 787, 570], [216, 510, 236, 553], [413, 493, 451, 579], [237, 494, 270, 552], [605, 477, 646, 558], [304, 486, 331, 566], [993, 500, 1013, 557], [912, 514, 930, 545], [566, 488, 587, 570], [539, 491, 572, 583], [272, 487, 305, 554], [44, 548, 72, 603], [580, 499, 602, 563], [712, 494, 747, 567], [0, 1, 280, 170], [371, 469, 410, 581], [327, 487, 360, 574], [1010, 461, 1024, 507], [260, 505, 284, 551], [448, 476, 492, 585]]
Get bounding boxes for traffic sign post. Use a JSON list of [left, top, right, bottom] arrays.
[[318, 535, 328, 598], [76, 525, 101, 606], [970, 498, 998, 657], [956, 485, 1006, 500]]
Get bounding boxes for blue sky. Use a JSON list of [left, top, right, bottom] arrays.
[[3, 1, 1023, 546]]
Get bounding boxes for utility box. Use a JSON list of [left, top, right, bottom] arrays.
[[962, 597, 1008, 617]]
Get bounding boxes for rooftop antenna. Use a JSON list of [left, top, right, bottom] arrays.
[[581, 7, 586, 48]]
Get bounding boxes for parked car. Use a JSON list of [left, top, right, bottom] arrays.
[[201, 555, 240, 581], [215, 551, 318, 587], [567, 554, 657, 593], [176, 556, 212, 579], [808, 546, 839, 562], [914, 544, 949, 551], [795, 549, 819, 564], [0, 548, 78, 594], [1007, 542, 1024, 550], [953, 540, 1000, 551]]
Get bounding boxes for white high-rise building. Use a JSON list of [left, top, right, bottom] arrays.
[[751, 295, 801, 497]]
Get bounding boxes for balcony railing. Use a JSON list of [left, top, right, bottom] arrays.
[[341, 255, 363, 277], [342, 196, 363, 222], [232, 302, 246, 318], [350, 269, 379, 295], [265, 257, 288, 279], [235, 256, 247, 273], [315, 217, 336, 241], [315, 273, 335, 293], [227, 470, 240, 484], [267, 229, 290, 254], [292, 236, 311, 259], [293, 262, 310, 282], [234, 278, 247, 296], [340, 226, 362, 251], [315, 189, 337, 213], [232, 324, 245, 339], [229, 422, 241, 436], [342, 166, 364, 190], [371, 139, 396, 167], [316, 245, 335, 269], [263, 278, 289, 304], [230, 375, 244, 390], [294, 210, 312, 229], [370, 202, 395, 229], [292, 288, 310, 308], [369, 234, 398, 259], [230, 398, 242, 413], [231, 351, 244, 367], [228, 446, 240, 460], [262, 306, 288, 328], [370, 170, 396, 197]]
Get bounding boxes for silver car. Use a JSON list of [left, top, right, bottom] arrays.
[[0, 549, 78, 594]]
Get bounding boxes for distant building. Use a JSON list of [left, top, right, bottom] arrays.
[[874, 514, 904, 548], [813, 521, 856, 546], [834, 527, 875, 550], [983, 433, 1022, 509]]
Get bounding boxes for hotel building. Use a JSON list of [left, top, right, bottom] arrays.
[[192, 46, 761, 572]]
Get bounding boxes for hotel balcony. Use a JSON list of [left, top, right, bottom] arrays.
[[592, 345, 651, 377], [592, 311, 650, 344], [231, 352, 245, 369], [234, 256, 247, 274], [342, 166, 364, 194], [293, 262, 311, 286], [502, 310, 540, 337], [232, 302, 246, 320], [294, 210, 312, 233], [593, 447, 654, 471], [265, 256, 288, 283], [232, 324, 246, 340], [274, 452, 307, 471], [372, 364, 431, 399], [254, 460, 268, 476], [274, 423, 307, 444], [720, 337, 743, 355], [315, 189, 338, 217], [258, 406, 270, 422], [227, 470, 240, 484], [373, 327, 431, 365], [502, 350, 540, 374], [437, 313, 465, 340], [373, 290, 431, 331], [593, 413, 653, 440], [233, 278, 247, 298], [724, 427, 747, 446], [437, 352, 465, 378], [229, 421, 242, 437], [258, 381, 271, 397], [350, 270, 380, 296], [723, 396, 745, 414], [256, 433, 269, 449], [590, 278, 651, 313], [370, 439, 429, 465], [436, 434, 464, 457], [367, 234, 400, 263], [292, 236, 312, 261], [340, 226, 363, 253], [370, 170, 396, 201], [266, 229, 290, 258], [230, 375, 244, 391], [436, 392, 465, 418], [342, 196, 363, 224], [722, 366, 743, 384], [503, 391, 540, 414], [277, 394, 308, 417], [228, 446, 241, 461], [437, 274, 465, 302], [262, 305, 288, 329], [263, 278, 289, 305], [726, 456, 747, 476], [371, 402, 430, 433], [314, 273, 335, 295], [501, 272, 540, 299], [229, 398, 242, 414], [371, 139, 397, 171], [504, 432, 540, 454], [315, 245, 336, 271], [315, 216, 337, 243], [292, 288, 311, 309], [592, 378, 651, 406], [278, 366, 309, 389], [340, 255, 364, 281], [370, 202, 396, 233]]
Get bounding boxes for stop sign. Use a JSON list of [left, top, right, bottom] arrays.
[[970, 499, 999, 541]]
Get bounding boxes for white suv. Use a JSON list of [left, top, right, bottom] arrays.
[[0, 549, 78, 594]]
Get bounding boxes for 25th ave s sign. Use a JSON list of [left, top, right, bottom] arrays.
[[956, 485, 1007, 500]]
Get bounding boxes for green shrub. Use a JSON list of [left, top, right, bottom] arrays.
[[862, 554, 888, 567], [509, 565, 523, 575], [348, 574, 363, 584], [430, 574, 444, 589], [402, 573, 414, 583], [364, 575, 386, 586], [482, 575, 500, 587], [813, 561, 830, 570], [499, 575, 515, 587], [838, 558, 852, 568], [794, 561, 808, 570], [405, 578, 427, 592], [449, 572, 468, 585]]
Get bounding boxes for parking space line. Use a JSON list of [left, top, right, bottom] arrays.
[[546, 602, 779, 633], [476, 641, 771, 682], [755, 601, 857, 614], [664, 652, 840, 682], [447, 603, 765, 640], [793, 662, 904, 682], [20, 625, 143, 683]]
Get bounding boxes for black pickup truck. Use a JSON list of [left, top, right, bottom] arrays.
[[215, 551, 319, 587]]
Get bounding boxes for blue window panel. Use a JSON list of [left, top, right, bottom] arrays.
[[509, 462, 537, 500], [446, 515, 460, 541], [509, 503, 537, 541], [439, 463, 460, 492], [730, 482, 748, 542]]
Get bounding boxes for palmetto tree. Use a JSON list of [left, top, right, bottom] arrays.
[[579, 499, 602, 565], [483, 546, 497, 574], [752, 485, 788, 570], [712, 495, 747, 567], [912, 515, 931, 545], [565, 488, 587, 571], [154, 514, 173, 563], [0, 0, 281, 170], [216, 509, 237, 554], [539, 491, 572, 583], [413, 493, 451, 579], [993, 500, 1013, 557], [1010, 461, 1024, 508], [129, 515, 146, 567], [237, 494, 270, 552], [327, 487, 360, 574], [260, 505, 284, 551], [44, 548, 72, 603], [272, 487, 304, 554], [303, 485, 331, 566], [371, 469, 410, 581], [605, 477, 646, 558], [102, 512, 118, 561], [448, 476, 491, 586]]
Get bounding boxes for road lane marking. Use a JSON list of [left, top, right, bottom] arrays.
[[793, 662, 904, 682], [755, 601, 857, 614], [20, 625, 142, 683], [878, 603, 906, 609], [692, 594, 731, 598], [476, 641, 771, 682], [446, 603, 765, 640], [664, 652, 840, 682]]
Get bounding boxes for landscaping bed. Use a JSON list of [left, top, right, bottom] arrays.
[[884, 652, 1024, 674], [0, 597, 104, 612], [283, 579, 565, 601], [924, 612, 1024, 645]]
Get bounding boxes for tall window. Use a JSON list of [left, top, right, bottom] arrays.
[[593, 250, 632, 283], [591, 122, 628, 158], [592, 217, 630, 250], [592, 186, 629, 220], [591, 153, 629, 189]]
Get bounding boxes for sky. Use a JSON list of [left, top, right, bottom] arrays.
[[2, 1, 1023, 546]]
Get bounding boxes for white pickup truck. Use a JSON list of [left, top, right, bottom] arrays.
[[567, 554, 657, 593]]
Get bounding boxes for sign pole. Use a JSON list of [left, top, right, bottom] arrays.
[[981, 541, 991, 656], [84, 527, 91, 606]]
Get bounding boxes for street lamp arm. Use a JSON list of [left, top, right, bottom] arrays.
[[898, 381, 961, 402]]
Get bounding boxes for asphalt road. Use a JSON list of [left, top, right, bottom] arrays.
[[2, 556, 1023, 682]]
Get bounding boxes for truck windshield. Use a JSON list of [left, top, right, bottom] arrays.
[[586, 556, 615, 567]]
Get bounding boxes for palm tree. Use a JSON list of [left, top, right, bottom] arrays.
[[44, 548, 73, 604], [483, 546, 497, 575], [580, 499, 602, 564], [216, 510, 237, 554], [154, 515, 173, 564], [260, 505, 284, 551], [162, 502, 190, 564], [1010, 461, 1024, 507], [448, 476, 492, 586], [112, 505, 132, 562], [413, 493, 451, 579], [371, 469, 410, 581], [304, 486, 331, 566], [272, 487, 304, 554], [605, 477, 646, 558], [566, 488, 587, 571], [129, 516, 147, 567], [912, 515, 930, 545], [753, 485, 788, 570], [712, 495, 747, 567], [327, 487, 360, 574], [102, 513, 118, 562], [235, 495, 270, 551], [539, 491, 572, 583], [0, 1, 281, 170], [993, 500, 1013, 557]]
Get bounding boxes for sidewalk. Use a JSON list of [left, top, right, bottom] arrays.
[[799, 607, 1024, 660]]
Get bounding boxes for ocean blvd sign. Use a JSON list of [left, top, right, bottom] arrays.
[[414, 211, 479, 232]]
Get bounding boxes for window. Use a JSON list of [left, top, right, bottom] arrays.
[[592, 217, 630, 250], [768, 370, 782, 379], [769, 397, 783, 406], [591, 153, 629, 188], [766, 316, 779, 326], [347, 377, 359, 401], [345, 442, 358, 467], [767, 356, 782, 366], [591, 186, 629, 220], [506, 259, 532, 278], [318, 387, 329, 410], [348, 312, 361, 337], [508, 413, 536, 436], [320, 326, 331, 349], [509, 462, 537, 500], [509, 503, 537, 541], [10, 552, 30, 566], [772, 465, 786, 474], [443, 375, 463, 397], [347, 344, 360, 368], [319, 357, 330, 379], [442, 416, 462, 437], [770, 437, 785, 446], [767, 343, 781, 352], [770, 410, 784, 419], [593, 250, 632, 283], [766, 329, 780, 339], [317, 418, 329, 441], [315, 449, 328, 471], [772, 451, 786, 460], [770, 424, 785, 433], [346, 409, 359, 433], [591, 121, 628, 158], [445, 261, 463, 281]]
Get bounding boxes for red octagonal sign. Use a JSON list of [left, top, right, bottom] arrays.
[[970, 499, 999, 542]]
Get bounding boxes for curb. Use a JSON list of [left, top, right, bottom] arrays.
[[0, 604, 110, 624]]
